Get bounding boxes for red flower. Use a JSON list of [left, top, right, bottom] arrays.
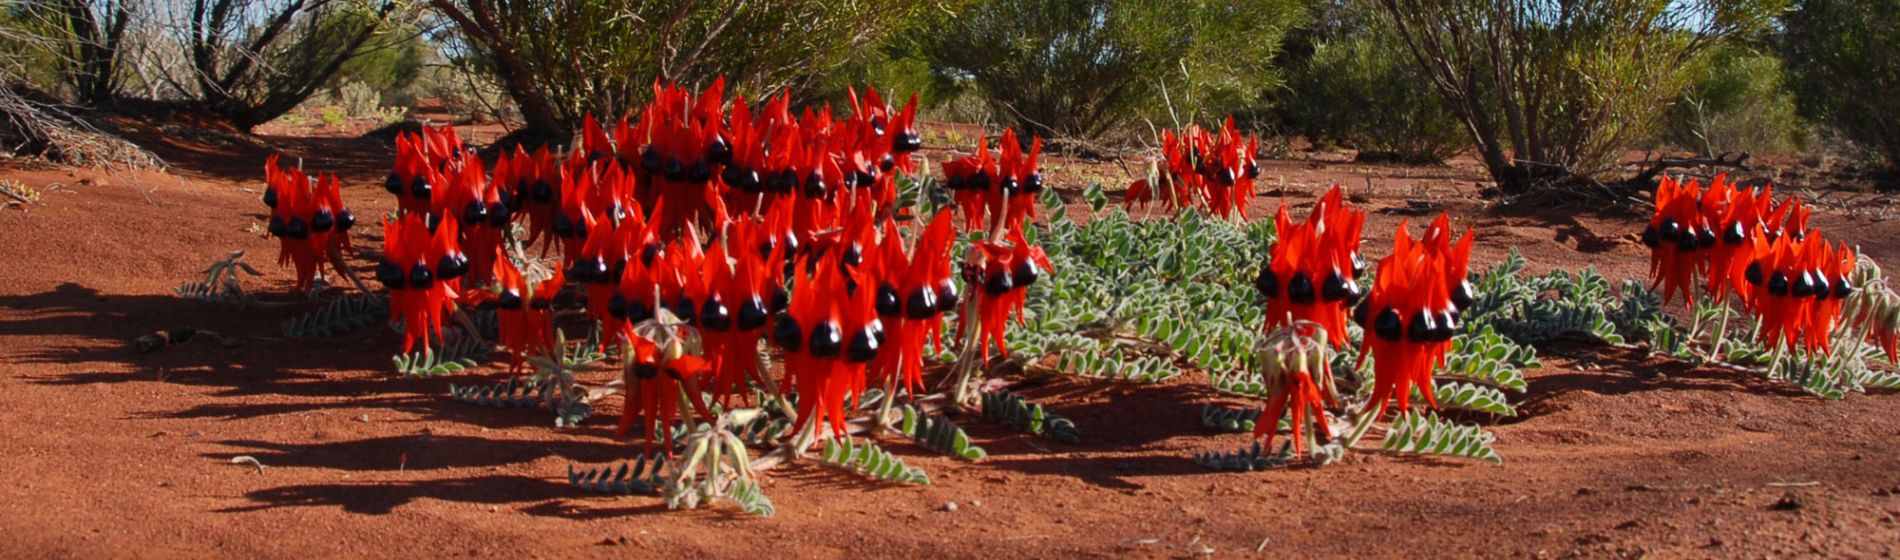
[[617, 338, 716, 455], [475, 257, 562, 374], [700, 218, 786, 405], [1741, 231, 1854, 352], [958, 229, 1052, 360], [263, 156, 355, 292], [1125, 118, 1259, 220], [774, 249, 881, 441], [378, 213, 464, 354], [1642, 175, 1712, 306], [943, 129, 1044, 234], [868, 210, 959, 396], [1697, 175, 1771, 305], [1255, 185, 1365, 347], [1355, 214, 1474, 419]]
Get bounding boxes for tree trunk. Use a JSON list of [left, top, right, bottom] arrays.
[[429, 0, 568, 139]]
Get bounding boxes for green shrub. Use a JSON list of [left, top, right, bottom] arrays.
[[431, 0, 925, 138], [1283, 34, 1464, 163], [1658, 46, 1808, 156], [335, 80, 382, 117], [1781, 0, 1900, 168], [319, 106, 346, 128], [916, 0, 1304, 143], [1372, 0, 1784, 193]]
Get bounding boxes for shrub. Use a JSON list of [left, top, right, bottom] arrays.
[[335, 80, 382, 117], [1781, 0, 1900, 168], [318, 105, 346, 128], [915, 0, 1305, 144], [1283, 34, 1464, 163], [1657, 45, 1808, 156], [428, 0, 924, 138], [1371, 0, 1784, 194], [175, 0, 401, 130]]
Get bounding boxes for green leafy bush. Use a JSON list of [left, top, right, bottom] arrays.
[[915, 0, 1304, 143], [1372, 0, 1784, 193], [1658, 45, 1808, 155], [1283, 34, 1464, 163], [1781, 0, 1900, 168], [430, 0, 924, 138]]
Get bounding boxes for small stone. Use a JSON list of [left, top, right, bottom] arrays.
[[970, 499, 982, 507], [941, 502, 958, 512]]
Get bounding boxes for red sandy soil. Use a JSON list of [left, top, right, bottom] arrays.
[[4, 123, 1900, 558]]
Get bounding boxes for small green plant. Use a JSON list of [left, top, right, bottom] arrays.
[[818, 438, 931, 485], [1380, 410, 1502, 464], [174, 250, 262, 305], [281, 294, 388, 338], [318, 106, 347, 128], [393, 331, 492, 377], [980, 390, 1081, 444], [898, 405, 986, 460], [1194, 440, 1297, 471], [568, 455, 668, 495]]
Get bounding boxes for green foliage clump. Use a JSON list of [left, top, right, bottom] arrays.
[[899, 405, 987, 460], [1781, 0, 1900, 168], [1372, 0, 1784, 193], [1659, 45, 1808, 156], [1283, 34, 1464, 163], [432, 0, 924, 137], [914, 0, 1305, 142], [1007, 206, 1276, 384]]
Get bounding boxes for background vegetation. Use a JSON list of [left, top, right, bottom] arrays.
[[3, 0, 1897, 186]]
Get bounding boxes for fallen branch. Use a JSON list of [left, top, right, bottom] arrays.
[[1626, 152, 1751, 187]]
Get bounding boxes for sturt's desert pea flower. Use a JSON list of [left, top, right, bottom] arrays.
[[1255, 185, 1365, 347], [617, 337, 717, 455], [1353, 214, 1474, 419], [473, 257, 563, 374], [943, 129, 1045, 234], [773, 250, 883, 441], [867, 211, 958, 396], [957, 229, 1053, 361], [263, 155, 355, 292], [377, 213, 465, 354], [1126, 117, 1260, 220]]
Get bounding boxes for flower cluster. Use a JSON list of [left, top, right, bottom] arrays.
[[940, 129, 1055, 366], [942, 129, 1045, 233], [375, 213, 466, 353], [347, 78, 986, 449], [1354, 214, 1475, 419], [1642, 175, 1860, 352], [261, 155, 355, 292], [1125, 117, 1260, 220], [1253, 186, 1366, 347], [470, 257, 562, 374]]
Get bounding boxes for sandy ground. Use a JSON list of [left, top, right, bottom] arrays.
[[2, 121, 1900, 558]]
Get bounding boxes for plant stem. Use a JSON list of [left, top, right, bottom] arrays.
[[1707, 298, 1733, 360], [870, 370, 901, 435]]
